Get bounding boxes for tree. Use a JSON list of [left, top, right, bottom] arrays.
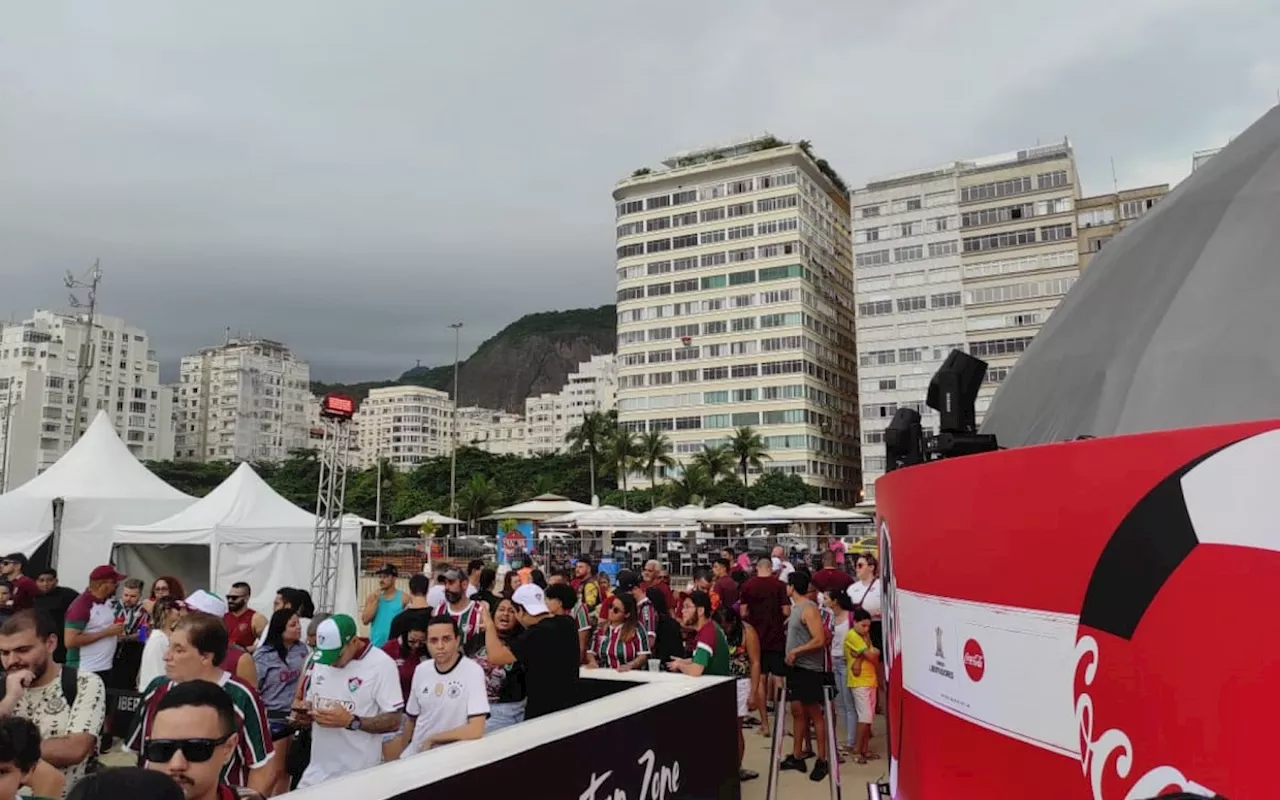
[[638, 429, 676, 488], [455, 474, 500, 531], [747, 472, 820, 508], [728, 426, 771, 505], [670, 462, 714, 506], [690, 443, 734, 485], [603, 427, 643, 509], [565, 410, 612, 501]]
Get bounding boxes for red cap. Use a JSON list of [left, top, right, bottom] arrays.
[[89, 565, 126, 582]]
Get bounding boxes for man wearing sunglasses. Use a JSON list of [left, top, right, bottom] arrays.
[[144, 679, 264, 800]]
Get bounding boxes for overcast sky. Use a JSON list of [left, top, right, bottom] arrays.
[[2, 1, 1276, 382]]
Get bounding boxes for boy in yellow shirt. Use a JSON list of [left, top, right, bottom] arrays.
[[842, 607, 879, 764]]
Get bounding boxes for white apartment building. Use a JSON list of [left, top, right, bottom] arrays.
[[174, 337, 311, 463], [0, 310, 174, 490], [853, 141, 1081, 501], [524, 354, 618, 455], [457, 406, 529, 456], [354, 385, 453, 470], [613, 136, 859, 503]]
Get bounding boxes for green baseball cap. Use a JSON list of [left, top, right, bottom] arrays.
[[312, 614, 358, 665]]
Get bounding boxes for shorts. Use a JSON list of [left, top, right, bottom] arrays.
[[853, 686, 876, 723], [761, 650, 787, 677], [269, 720, 293, 742], [735, 678, 751, 718], [786, 666, 827, 705]]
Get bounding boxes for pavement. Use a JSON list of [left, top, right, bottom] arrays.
[[741, 713, 888, 800]]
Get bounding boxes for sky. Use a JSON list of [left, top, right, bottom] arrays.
[[1, 1, 1277, 382]]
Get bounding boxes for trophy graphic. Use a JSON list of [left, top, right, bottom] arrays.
[[935, 627, 944, 659]]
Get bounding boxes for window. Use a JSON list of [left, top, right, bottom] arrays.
[[1039, 223, 1073, 242], [673, 278, 699, 293], [906, 197, 922, 211], [731, 412, 761, 426], [618, 287, 644, 301], [672, 211, 698, 227], [647, 260, 672, 275], [959, 175, 1033, 203], [646, 216, 670, 232], [730, 364, 758, 378], [758, 217, 798, 236], [700, 207, 725, 223], [861, 403, 898, 419], [673, 256, 697, 272], [700, 183, 725, 201], [617, 243, 644, 258], [761, 359, 804, 375], [617, 264, 644, 280], [701, 229, 726, 245], [961, 203, 1035, 228], [672, 234, 699, 249], [930, 291, 962, 309], [896, 295, 927, 313], [727, 202, 754, 218], [617, 199, 643, 217], [700, 275, 727, 290], [962, 228, 1037, 253], [648, 349, 673, 363], [857, 300, 893, 317], [758, 172, 797, 189], [854, 227, 883, 244], [893, 245, 924, 263], [701, 252, 727, 268], [728, 269, 756, 285], [676, 369, 699, 384], [762, 409, 805, 425], [727, 179, 754, 195], [674, 345, 699, 361], [860, 349, 896, 367], [704, 391, 730, 404], [761, 336, 803, 352], [727, 224, 754, 240], [1037, 170, 1069, 190], [649, 371, 673, 386], [758, 264, 804, 281], [896, 222, 915, 237], [855, 249, 890, 268], [676, 416, 702, 430], [928, 240, 958, 258], [757, 195, 798, 212], [729, 340, 757, 355], [985, 366, 1012, 385], [898, 347, 925, 363], [702, 320, 727, 335], [1090, 236, 1113, 252], [731, 316, 755, 332], [702, 367, 729, 381], [704, 414, 731, 429], [646, 238, 671, 253], [728, 248, 755, 263], [962, 249, 1078, 279], [966, 276, 1075, 305], [1078, 207, 1117, 228], [732, 389, 758, 402], [969, 336, 1035, 358], [646, 195, 671, 210], [672, 189, 697, 205], [1120, 197, 1158, 219], [617, 221, 644, 237], [927, 216, 951, 232], [648, 326, 673, 340], [860, 205, 882, 218], [646, 282, 671, 297], [760, 312, 800, 328]]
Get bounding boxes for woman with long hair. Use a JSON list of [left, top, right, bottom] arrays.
[[528, 569, 548, 590], [472, 598, 528, 732], [848, 554, 882, 652], [253, 608, 309, 795], [827, 589, 857, 756], [716, 604, 761, 782], [136, 596, 186, 690], [501, 569, 520, 599], [142, 576, 186, 615], [586, 592, 648, 671], [644, 586, 686, 669]]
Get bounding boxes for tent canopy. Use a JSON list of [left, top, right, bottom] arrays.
[[396, 510, 465, 527], [982, 106, 1280, 447], [0, 411, 195, 586], [485, 494, 593, 520]]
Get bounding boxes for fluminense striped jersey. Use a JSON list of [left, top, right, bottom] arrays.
[[635, 598, 658, 646], [590, 623, 650, 669], [434, 600, 484, 656], [572, 603, 593, 633], [819, 606, 834, 673], [128, 672, 273, 787]]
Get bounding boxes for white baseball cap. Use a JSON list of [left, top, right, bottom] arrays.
[[185, 589, 228, 617], [511, 584, 549, 616]]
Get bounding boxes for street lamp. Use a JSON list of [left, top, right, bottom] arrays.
[[448, 322, 463, 520]]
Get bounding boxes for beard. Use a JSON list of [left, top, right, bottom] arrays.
[[8, 654, 48, 683], [445, 590, 463, 605]]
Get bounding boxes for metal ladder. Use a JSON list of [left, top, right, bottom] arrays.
[[764, 682, 841, 800]]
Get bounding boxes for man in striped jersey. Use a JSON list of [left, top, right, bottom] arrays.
[[126, 613, 273, 796], [545, 573, 592, 663], [615, 571, 656, 650], [433, 570, 484, 657]]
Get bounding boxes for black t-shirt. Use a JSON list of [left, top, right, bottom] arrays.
[[34, 586, 80, 663], [508, 614, 580, 720]]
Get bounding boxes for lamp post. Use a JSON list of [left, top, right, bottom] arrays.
[[448, 322, 463, 520]]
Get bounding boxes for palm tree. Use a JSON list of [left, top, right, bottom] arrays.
[[565, 410, 612, 501], [638, 429, 677, 488], [455, 474, 500, 531], [670, 462, 714, 506], [728, 426, 771, 505], [603, 427, 643, 509], [690, 443, 735, 485]]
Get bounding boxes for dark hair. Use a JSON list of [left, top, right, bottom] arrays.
[[263, 608, 298, 663], [408, 574, 430, 596], [829, 590, 855, 612], [551, 568, 572, 583], [276, 587, 308, 616], [466, 559, 485, 575], [0, 581, 11, 594], [0, 716, 42, 772], [730, 569, 748, 585], [0, 609, 59, 641], [122, 578, 145, 592], [293, 589, 316, 618], [788, 572, 811, 595], [855, 553, 879, 575], [66, 767, 185, 800], [544, 583, 577, 610], [426, 614, 461, 638], [713, 558, 731, 571], [174, 613, 229, 665], [502, 571, 519, 597], [614, 592, 640, 641], [688, 590, 713, 618], [151, 576, 186, 600], [37, 567, 57, 580], [851, 606, 872, 623], [155, 679, 237, 737], [645, 586, 670, 617], [576, 556, 594, 572], [478, 567, 496, 591], [231, 581, 250, 593], [821, 550, 837, 566], [150, 596, 182, 630], [714, 603, 742, 638], [529, 569, 547, 589]]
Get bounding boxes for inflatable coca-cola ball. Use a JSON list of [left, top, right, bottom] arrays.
[[1075, 430, 1280, 800]]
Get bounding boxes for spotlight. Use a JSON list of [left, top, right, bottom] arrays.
[[884, 407, 925, 472], [926, 349, 987, 435]]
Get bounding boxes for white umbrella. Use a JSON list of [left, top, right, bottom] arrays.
[[396, 510, 466, 527], [698, 502, 753, 525], [747, 504, 792, 524], [485, 494, 593, 520], [781, 504, 873, 523]]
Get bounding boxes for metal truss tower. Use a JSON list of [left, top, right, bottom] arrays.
[[311, 398, 353, 613]]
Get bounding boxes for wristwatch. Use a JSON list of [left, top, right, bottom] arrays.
[[346, 715, 362, 731]]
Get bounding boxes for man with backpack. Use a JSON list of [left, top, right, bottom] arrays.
[[0, 609, 106, 797]]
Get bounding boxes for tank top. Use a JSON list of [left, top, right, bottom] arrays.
[[224, 609, 257, 649], [830, 613, 850, 663], [786, 598, 825, 673], [369, 591, 405, 647]]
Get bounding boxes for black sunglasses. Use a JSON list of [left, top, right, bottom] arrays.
[[144, 734, 231, 764]]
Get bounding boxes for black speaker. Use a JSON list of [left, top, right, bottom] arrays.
[[926, 349, 988, 435]]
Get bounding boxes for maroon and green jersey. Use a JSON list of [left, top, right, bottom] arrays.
[[635, 598, 658, 647], [590, 623, 650, 669], [128, 673, 273, 787], [819, 606, 834, 672], [572, 603, 593, 633], [434, 600, 484, 655], [692, 621, 732, 676]]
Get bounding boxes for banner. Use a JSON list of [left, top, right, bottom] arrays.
[[876, 419, 1280, 800]]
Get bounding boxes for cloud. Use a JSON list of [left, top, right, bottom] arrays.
[[0, 0, 1275, 381]]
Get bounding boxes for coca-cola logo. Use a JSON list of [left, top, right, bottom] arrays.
[[962, 638, 984, 681]]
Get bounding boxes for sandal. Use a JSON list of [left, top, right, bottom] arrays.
[[739, 769, 759, 781]]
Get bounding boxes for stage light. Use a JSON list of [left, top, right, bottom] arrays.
[[927, 349, 988, 435], [884, 407, 925, 472]]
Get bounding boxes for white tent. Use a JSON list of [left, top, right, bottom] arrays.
[[779, 503, 873, 523], [395, 510, 466, 527], [697, 502, 754, 525], [485, 494, 593, 521], [112, 462, 360, 616], [0, 412, 195, 588], [544, 505, 699, 532]]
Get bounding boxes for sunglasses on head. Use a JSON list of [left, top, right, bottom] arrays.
[[143, 734, 231, 764]]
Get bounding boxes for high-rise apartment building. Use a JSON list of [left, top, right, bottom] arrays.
[[353, 385, 453, 470], [852, 141, 1081, 501], [0, 310, 174, 489], [457, 406, 528, 456], [524, 354, 617, 455], [613, 136, 859, 503], [174, 337, 311, 463], [1076, 184, 1169, 270]]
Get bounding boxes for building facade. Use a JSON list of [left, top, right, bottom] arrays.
[[524, 354, 617, 455], [457, 406, 529, 456], [174, 337, 311, 463], [612, 136, 859, 503], [1076, 184, 1169, 270], [0, 310, 174, 489], [353, 385, 453, 470], [852, 141, 1082, 501]]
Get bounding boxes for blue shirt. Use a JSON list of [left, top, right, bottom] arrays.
[[369, 591, 405, 647]]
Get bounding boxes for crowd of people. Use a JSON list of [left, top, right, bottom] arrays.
[[0, 536, 882, 799]]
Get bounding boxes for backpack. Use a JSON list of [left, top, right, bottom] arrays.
[[0, 666, 78, 707]]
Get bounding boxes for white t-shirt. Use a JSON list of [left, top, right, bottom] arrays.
[[401, 656, 489, 758], [137, 630, 169, 691], [848, 579, 882, 618], [298, 643, 404, 787], [80, 600, 118, 672], [772, 557, 795, 584], [465, 584, 477, 599]]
